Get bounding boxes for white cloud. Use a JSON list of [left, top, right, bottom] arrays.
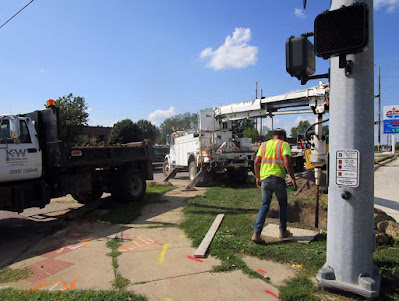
[[294, 8, 306, 19], [39, 68, 46, 72], [375, 0, 399, 12], [148, 106, 178, 125], [199, 27, 258, 70]]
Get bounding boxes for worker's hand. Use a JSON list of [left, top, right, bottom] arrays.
[[292, 181, 298, 191], [256, 178, 261, 188]]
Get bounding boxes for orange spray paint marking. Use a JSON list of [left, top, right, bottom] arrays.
[[33, 280, 77, 291], [128, 239, 140, 248], [257, 268, 266, 274]]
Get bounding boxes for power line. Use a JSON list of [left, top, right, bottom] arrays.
[[0, 0, 35, 30]]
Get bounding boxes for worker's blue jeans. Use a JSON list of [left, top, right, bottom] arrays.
[[254, 176, 287, 234]]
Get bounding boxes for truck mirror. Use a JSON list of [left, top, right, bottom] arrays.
[[9, 117, 20, 140], [286, 35, 315, 82]]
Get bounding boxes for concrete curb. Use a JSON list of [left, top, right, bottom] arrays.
[[374, 156, 397, 172]]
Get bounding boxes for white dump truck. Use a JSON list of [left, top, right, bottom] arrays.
[[163, 110, 255, 185]]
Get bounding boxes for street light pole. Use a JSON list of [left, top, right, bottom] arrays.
[[378, 66, 381, 152], [316, 0, 380, 298]]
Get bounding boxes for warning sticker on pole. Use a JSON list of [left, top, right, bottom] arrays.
[[336, 150, 359, 187]]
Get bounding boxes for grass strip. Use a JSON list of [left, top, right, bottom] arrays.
[[106, 238, 130, 290], [0, 288, 147, 301], [180, 183, 399, 300], [0, 267, 32, 283]]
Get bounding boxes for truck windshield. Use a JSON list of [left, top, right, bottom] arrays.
[[0, 119, 31, 143]]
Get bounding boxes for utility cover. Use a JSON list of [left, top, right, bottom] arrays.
[[336, 150, 359, 187]]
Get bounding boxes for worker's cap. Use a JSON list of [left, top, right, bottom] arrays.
[[273, 128, 287, 137]]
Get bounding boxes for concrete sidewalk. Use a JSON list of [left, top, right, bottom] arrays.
[[1, 179, 295, 300], [374, 158, 399, 222]]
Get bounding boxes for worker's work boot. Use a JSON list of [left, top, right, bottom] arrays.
[[251, 232, 264, 243], [279, 229, 292, 239]]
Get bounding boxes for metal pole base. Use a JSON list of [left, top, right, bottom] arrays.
[[316, 264, 381, 299]]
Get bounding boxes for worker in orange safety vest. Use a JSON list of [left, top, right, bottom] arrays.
[[252, 128, 297, 243]]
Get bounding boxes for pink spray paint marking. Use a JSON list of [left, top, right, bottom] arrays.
[[187, 256, 203, 262], [265, 290, 278, 298]]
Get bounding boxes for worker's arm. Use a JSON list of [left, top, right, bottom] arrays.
[[254, 156, 262, 188], [283, 155, 297, 191]]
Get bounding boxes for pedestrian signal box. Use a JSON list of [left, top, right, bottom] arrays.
[[314, 3, 369, 59], [286, 35, 315, 82]]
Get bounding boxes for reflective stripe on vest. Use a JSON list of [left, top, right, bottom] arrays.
[[261, 140, 286, 165]]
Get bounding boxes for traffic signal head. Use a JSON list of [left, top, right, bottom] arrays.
[[314, 3, 369, 59]]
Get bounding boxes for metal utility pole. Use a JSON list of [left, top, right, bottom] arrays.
[[378, 67, 381, 151], [317, 0, 380, 298]]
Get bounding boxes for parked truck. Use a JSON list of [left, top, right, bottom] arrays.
[[0, 101, 153, 213], [163, 110, 254, 185]]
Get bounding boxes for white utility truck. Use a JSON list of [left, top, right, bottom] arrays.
[[163, 83, 329, 187], [163, 110, 254, 185], [0, 102, 153, 212]]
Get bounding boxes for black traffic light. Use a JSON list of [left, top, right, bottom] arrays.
[[286, 35, 316, 84], [314, 3, 369, 59]]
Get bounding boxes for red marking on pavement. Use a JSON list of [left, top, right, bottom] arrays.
[[187, 256, 203, 262], [265, 290, 278, 298], [26, 259, 74, 282], [257, 268, 266, 274], [33, 280, 76, 291]]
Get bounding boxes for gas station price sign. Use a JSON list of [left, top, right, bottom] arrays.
[[383, 105, 399, 134]]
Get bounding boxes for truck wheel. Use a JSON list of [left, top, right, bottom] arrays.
[[227, 169, 248, 184], [72, 189, 103, 204], [189, 161, 198, 181], [113, 171, 146, 203], [163, 160, 174, 178]]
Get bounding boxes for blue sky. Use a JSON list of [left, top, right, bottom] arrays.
[[0, 0, 398, 143]]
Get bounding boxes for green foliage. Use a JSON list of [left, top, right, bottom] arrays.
[[291, 120, 311, 138], [53, 93, 89, 142], [135, 119, 159, 141], [0, 289, 147, 301], [0, 267, 32, 283], [260, 125, 273, 141], [232, 119, 256, 137], [108, 119, 138, 144], [243, 126, 259, 142], [279, 277, 320, 301], [157, 112, 197, 144]]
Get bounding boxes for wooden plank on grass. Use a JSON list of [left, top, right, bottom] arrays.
[[194, 214, 224, 258]]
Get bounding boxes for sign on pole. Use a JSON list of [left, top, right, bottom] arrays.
[[383, 105, 399, 134]]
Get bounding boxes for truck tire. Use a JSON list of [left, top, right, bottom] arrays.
[[227, 168, 248, 184], [188, 161, 198, 182], [188, 161, 213, 186], [72, 188, 103, 204], [112, 170, 146, 203], [163, 160, 175, 178]]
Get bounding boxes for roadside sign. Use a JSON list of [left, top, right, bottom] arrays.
[[336, 150, 359, 187], [383, 105, 399, 120], [384, 120, 399, 134]]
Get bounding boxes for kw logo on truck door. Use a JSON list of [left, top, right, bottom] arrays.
[[6, 149, 28, 164]]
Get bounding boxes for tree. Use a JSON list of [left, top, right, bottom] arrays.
[[232, 119, 256, 137], [136, 119, 159, 141], [243, 126, 259, 141], [291, 120, 311, 138], [108, 119, 139, 144], [157, 113, 198, 144], [260, 126, 274, 141], [53, 93, 89, 142]]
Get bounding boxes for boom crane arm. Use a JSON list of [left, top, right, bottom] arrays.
[[213, 82, 329, 123]]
